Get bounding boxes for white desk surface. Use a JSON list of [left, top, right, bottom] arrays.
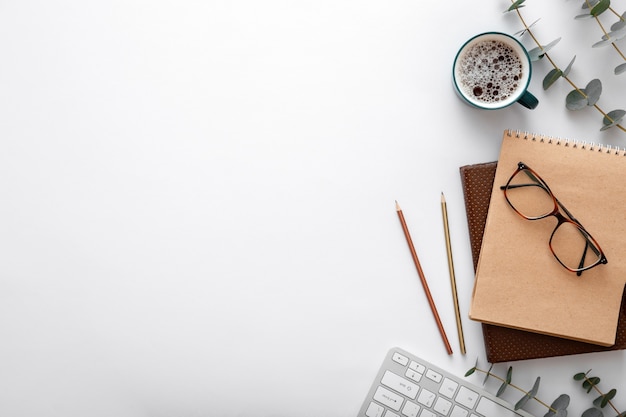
[[1, 1, 625, 416]]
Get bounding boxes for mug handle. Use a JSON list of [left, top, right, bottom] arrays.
[[517, 90, 539, 109]]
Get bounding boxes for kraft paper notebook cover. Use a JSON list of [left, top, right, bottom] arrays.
[[469, 130, 626, 347], [460, 160, 626, 362]]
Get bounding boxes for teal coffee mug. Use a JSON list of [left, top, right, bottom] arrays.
[[453, 32, 538, 110]]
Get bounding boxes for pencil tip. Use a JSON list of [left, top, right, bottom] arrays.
[[441, 192, 446, 203], [395, 200, 401, 211]]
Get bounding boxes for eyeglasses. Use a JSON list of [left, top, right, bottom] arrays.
[[500, 161, 607, 276]]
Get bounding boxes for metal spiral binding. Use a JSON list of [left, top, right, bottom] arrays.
[[506, 129, 626, 156]]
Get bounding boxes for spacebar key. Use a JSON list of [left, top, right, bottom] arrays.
[[475, 397, 521, 417]]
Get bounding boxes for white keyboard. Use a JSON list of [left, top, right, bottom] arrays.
[[357, 347, 535, 417]]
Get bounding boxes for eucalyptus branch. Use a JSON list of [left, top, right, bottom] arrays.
[[581, 0, 626, 69], [506, 0, 626, 133], [465, 362, 569, 416], [574, 371, 626, 417]]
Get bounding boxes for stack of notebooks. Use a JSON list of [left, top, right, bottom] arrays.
[[460, 130, 626, 363]]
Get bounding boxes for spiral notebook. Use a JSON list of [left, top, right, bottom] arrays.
[[460, 160, 626, 362], [469, 130, 626, 347]]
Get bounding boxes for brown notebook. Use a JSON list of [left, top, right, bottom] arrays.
[[460, 160, 626, 362], [471, 131, 626, 346]]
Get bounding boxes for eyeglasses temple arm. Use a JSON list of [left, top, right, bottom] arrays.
[[500, 183, 545, 190], [576, 241, 589, 277]]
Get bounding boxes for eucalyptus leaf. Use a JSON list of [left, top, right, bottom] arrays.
[[465, 358, 479, 377], [611, 20, 626, 31], [611, 12, 626, 31], [575, 13, 594, 20], [615, 62, 626, 75], [515, 377, 540, 410], [564, 56, 576, 76], [550, 394, 570, 411], [595, 395, 612, 408], [566, 89, 588, 110], [497, 367, 513, 397], [483, 363, 494, 385], [592, 38, 612, 48], [544, 409, 568, 417], [515, 392, 532, 411], [582, 0, 601, 9], [585, 79, 602, 105], [528, 46, 544, 61], [528, 377, 540, 397], [528, 38, 561, 61], [604, 388, 616, 402], [599, 28, 626, 44], [506, 0, 526, 12], [583, 376, 601, 393], [505, 366, 512, 384], [609, 27, 626, 41], [542, 38, 561, 54], [581, 408, 603, 417], [515, 18, 540, 36], [573, 372, 587, 381], [543, 68, 563, 90], [593, 388, 616, 408], [602, 109, 626, 130], [497, 380, 509, 397], [590, 0, 610, 17], [543, 394, 570, 417], [593, 396, 603, 408]]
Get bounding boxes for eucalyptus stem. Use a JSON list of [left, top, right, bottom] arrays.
[[580, 373, 622, 416], [473, 368, 554, 411], [588, 1, 626, 65], [511, 0, 626, 133]]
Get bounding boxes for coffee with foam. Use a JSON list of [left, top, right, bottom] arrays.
[[453, 32, 537, 110], [456, 39, 524, 104]]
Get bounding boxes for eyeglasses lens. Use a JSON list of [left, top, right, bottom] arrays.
[[505, 168, 555, 219], [551, 223, 602, 271]]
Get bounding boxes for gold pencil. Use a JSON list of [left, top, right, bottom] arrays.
[[396, 200, 453, 355], [441, 193, 466, 355]]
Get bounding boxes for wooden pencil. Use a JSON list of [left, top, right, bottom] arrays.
[[441, 192, 466, 355], [396, 201, 453, 355]]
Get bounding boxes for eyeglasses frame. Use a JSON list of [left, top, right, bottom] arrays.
[[500, 161, 608, 276]]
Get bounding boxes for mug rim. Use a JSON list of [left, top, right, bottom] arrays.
[[453, 31, 533, 110]]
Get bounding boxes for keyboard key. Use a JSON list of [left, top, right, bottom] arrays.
[[450, 405, 469, 417], [392, 352, 409, 366], [401, 401, 420, 417], [439, 377, 459, 399], [384, 411, 400, 417], [420, 410, 437, 417], [365, 401, 385, 417], [381, 371, 419, 400], [434, 397, 453, 415], [409, 361, 426, 374], [417, 388, 436, 407], [405, 368, 422, 383], [475, 397, 520, 417], [373, 386, 404, 411], [455, 386, 479, 409], [425, 369, 443, 383]]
